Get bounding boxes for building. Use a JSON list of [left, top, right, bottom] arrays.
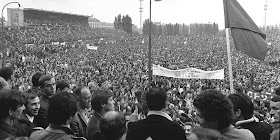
[[88, 17, 114, 29], [6, 8, 89, 27], [189, 23, 197, 36]]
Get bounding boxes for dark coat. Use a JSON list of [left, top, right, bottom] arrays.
[[70, 111, 88, 137], [86, 112, 104, 140], [126, 114, 187, 140], [0, 121, 17, 140], [13, 113, 36, 137], [238, 120, 273, 140], [34, 94, 50, 129]]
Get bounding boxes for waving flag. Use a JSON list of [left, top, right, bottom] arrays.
[[224, 0, 268, 61]]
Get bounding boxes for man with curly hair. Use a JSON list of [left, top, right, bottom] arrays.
[[193, 89, 255, 140], [228, 93, 272, 140]]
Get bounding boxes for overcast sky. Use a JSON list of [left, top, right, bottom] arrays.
[[1, 0, 279, 29]]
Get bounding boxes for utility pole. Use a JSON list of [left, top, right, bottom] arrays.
[[139, 0, 144, 30], [264, 0, 268, 33]]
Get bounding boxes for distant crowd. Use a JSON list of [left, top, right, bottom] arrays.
[[0, 17, 279, 140]]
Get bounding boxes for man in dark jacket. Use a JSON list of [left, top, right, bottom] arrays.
[[126, 87, 187, 140], [270, 95, 280, 140], [34, 75, 56, 129], [30, 91, 85, 140], [0, 89, 25, 140], [13, 91, 40, 137], [228, 93, 273, 140], [86, 89, 115, 140], [70, 86, 92, 137]]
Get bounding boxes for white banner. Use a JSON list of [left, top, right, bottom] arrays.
[[86, 45, 98, 50], [51, 42, 59, 45], [152, 65, 224, 79]]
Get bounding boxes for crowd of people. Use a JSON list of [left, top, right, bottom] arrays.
[[0, 15, 279, 140]]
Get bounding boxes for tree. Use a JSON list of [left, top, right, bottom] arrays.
[[113, 14, 122, 30], [117, 14, 122, 29], [113, 14, 132, 34]]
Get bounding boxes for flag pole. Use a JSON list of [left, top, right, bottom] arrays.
[[226, 28, 234, 94]]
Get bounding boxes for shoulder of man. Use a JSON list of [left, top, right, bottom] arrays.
[[227, 127, 256, 140], [71, 135, 87, 140], [127, 118, 146, 129], [29, 129, 45, 140]]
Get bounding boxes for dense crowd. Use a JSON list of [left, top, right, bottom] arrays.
[[0, 16, 280, 140]]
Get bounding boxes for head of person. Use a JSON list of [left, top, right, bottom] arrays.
[[31, 72, 43, 88], [56, 80, 70, 92], [39, 75, 56, 97], [270, 95, 280, 123], [24, 91, 40, 116], [91, 89, 114, 113], [0, 77, 10, 90], [0, 89, 25, 121], [73, 86, 92, 110], [193, 89, 233, 131], [188, 127, 226, 140], [145, 87, 167, 111], [100, 111, 127, 140], [228, 93, 254, 123], [0, 67, 13, 84], [48, 91, 78, 126], [274, 87, 280, 96]]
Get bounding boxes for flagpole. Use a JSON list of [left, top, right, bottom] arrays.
[[226, 28, 234, 94]]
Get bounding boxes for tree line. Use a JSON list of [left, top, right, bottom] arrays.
[[114, 14, 132, 34], [142, 19, 219, 37]]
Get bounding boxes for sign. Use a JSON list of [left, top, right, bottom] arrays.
[[51, 42, 59, 45], [7, 8, 24, 26], [152, 65, 224, 79], [86, 44, 98, 50], [247, 90, 273, 101]]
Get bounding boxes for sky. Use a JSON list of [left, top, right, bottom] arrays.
[[1, 0, 280, 29]]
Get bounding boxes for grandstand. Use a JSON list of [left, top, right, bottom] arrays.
[[7, 8, 90, 27]]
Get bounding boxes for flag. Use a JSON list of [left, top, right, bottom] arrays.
[[224, 0, 268, 61]]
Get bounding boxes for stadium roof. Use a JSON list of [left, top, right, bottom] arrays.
[[23, 8, 91, 18]]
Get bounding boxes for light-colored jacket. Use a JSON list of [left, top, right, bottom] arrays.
[[30, 124, 86, 140]]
